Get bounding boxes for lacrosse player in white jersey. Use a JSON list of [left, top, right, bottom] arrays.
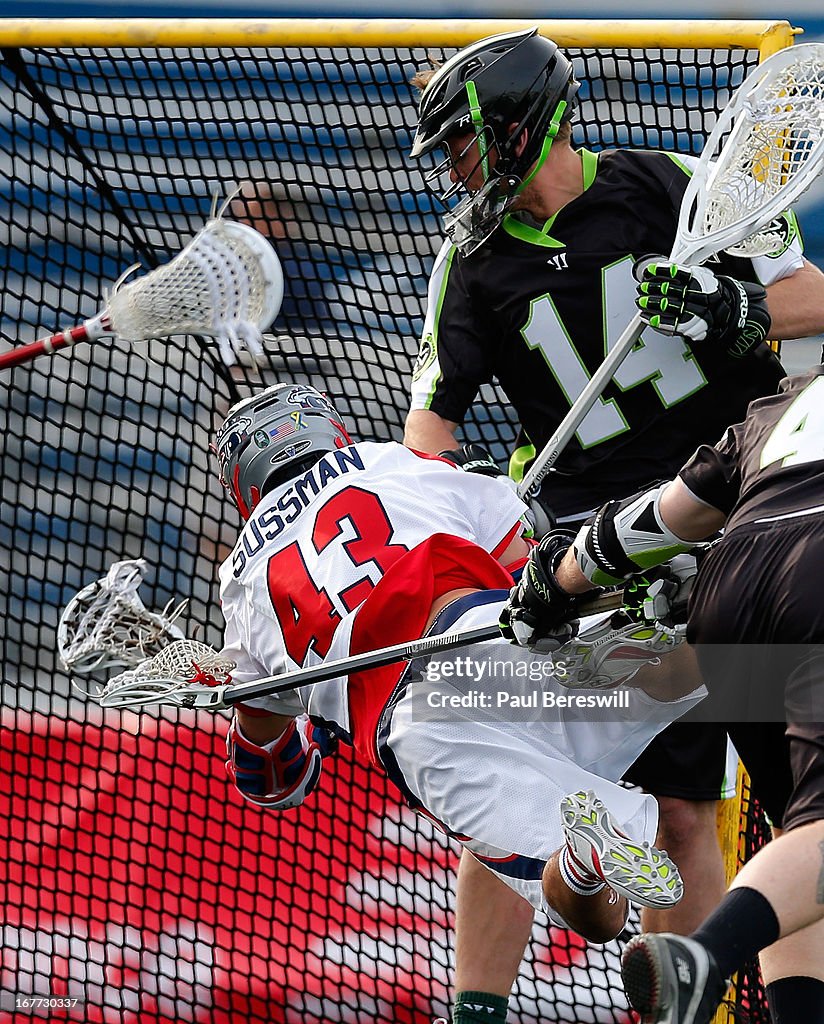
[[214, 381, 704, 942]]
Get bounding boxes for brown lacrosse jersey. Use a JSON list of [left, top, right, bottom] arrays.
[[679, 366, 824, 533]]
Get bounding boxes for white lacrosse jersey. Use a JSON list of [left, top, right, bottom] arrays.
[[219, 440, 528, 759]]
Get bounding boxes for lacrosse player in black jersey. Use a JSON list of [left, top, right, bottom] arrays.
[[502, 365, 824, 1024], [403, 27, 824, 1024]]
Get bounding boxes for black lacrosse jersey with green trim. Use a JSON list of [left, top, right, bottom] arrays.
[[411, 148, 797, 517], [679, 366, 824, 533]]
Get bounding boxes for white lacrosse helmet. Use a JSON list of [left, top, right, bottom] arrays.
[[213, 383, 352, 519]]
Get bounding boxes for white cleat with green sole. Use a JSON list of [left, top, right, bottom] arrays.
[[561, 789, 684, 909]]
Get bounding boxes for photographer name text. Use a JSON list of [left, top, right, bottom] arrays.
[[425, 688, 629, 709]]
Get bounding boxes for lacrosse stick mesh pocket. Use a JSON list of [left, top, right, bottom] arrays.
[[705, 48, 824, 257], [58, 559, 187, 674], [99, 640, 236, 708], [107, 219, 283, 349]]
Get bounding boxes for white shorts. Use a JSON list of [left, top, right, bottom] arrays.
[[378, 591, 703, 922]]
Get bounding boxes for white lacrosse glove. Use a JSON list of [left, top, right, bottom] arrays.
[[628, 553, 699, 628], [225, 713, 336, 810], [635, 257, 771, 359], [549, 556, 698, 690], [522, 491, 557, 540]]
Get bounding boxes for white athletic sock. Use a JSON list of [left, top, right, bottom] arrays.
[[559, 845, 606, 897]]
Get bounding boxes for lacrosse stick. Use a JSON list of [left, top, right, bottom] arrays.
[[518, 42, 824, 500], [91, 590, 626, 712], [0, 212, 283, 371], [58, 559, 188, 674]]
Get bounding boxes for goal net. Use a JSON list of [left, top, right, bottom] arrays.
[[0, 18, 790, 1023]]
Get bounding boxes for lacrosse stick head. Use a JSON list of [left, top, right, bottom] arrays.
[[97, 640, 235, 710], [676, 43, 824, 264], [58, 559, 188, 674], [105, 218, 284, 365]]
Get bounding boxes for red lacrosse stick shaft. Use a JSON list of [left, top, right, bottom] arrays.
[[0, 316, 108, 370]]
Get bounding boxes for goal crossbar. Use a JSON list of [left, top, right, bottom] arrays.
[[0, 17, 800, 56]]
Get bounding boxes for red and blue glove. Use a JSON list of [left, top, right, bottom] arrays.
[[225, 713, 336, 810]]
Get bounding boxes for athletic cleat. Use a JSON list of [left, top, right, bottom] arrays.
[[621, 932, 728, 1024], [561, 790, 684, 909], [551, 612, 685, 690]]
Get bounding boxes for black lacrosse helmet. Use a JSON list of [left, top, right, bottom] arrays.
[[410, 28, 579, 255]]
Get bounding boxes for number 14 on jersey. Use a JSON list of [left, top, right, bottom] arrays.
[[522, 258, 707, 448]]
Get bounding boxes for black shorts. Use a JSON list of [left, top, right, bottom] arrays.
[[688, 519, 824, 830], [622, 713, 792, 826], [622, 718, 733, 801]]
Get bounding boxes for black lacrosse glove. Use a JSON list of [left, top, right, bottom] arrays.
[[440, 443, 561, 539], [635, 257, 771, 359], [499, 530, 580, 653], [438, 443, 505, 477]]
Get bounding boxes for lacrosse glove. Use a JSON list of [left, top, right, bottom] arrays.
[[499, 530, 581, 652], [635, 257, 771, 359], [439, 443, 558, 539], [438, 443, 504, 477], [225, 713, 337, 810]]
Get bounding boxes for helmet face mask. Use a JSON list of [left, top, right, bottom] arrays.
[[213, 383, 352, 519], [422, 127, 523, 257], [411, 28, 579, 255]]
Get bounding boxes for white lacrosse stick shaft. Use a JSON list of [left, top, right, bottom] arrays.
[[517, 43, 824, 499]]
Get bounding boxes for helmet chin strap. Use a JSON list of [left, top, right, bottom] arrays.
[[441, 94, 570, 254], [515, 99, 569, 195], [464, 80, 490, 181]]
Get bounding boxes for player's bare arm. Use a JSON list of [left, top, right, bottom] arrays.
[[765, 258, 824, 340], [527, 479, 724, 601], [656, 478, 727, 541], [403, 407, 461, 453], [499, 477, 730, 705], [549, 478, 725, 596], [235, 707, 294, 744]]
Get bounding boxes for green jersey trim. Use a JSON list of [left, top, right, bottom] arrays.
[[664, 151, 693, 178], [501, 148, 600, 247], [580, 147, 599, 190], [418, 244, 457, 408], [502, 216, 565, 248]]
